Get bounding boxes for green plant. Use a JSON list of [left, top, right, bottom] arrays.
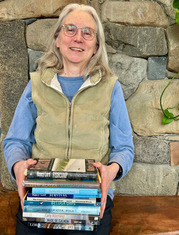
[[160, 0, 179, 125], [173, 0, 179, 24]]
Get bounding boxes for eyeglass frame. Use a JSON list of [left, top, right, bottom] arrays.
[[61, 24, 97, 41]]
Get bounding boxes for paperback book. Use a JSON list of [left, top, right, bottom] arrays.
[[24, 200, 101, 207], [26, 193, 101, 204], [27, 222, 96, 231], [25, 158, 98, 180], [23, 204, 100, 215], [22, 177, 100, 189], [23, 216, 100, 225], [31, 187, 101, 196], [26, 192, 101, 200], [23, 212, 100, 222]]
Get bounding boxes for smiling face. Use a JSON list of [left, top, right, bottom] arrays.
[[56, 10, 98, 75]]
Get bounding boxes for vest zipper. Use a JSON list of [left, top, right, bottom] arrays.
[[66, 102, 72, 159], [41, 72, 102, 160]]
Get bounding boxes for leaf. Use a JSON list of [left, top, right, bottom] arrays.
[[176, 10, 179, 24], [173, 0, 179, 9], [161, 109, 174, 125], [162, 116, 174, 125]]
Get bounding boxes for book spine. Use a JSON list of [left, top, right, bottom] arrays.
[[24, 200, 101, 207], [27, 193, 101, 199], [23, 217, 100, 225], [27, 171, 97, 180], [31, 187, 100, 196], [23, 212, 100, 221], [27, 222, 95, 231], [27, 193, 73, 198], [26, 196, 100, 204], [23, 205, 100, 215], [23, 180, 100, 189]]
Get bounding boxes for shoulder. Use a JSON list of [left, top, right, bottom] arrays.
[[30, 70, 41, 80]]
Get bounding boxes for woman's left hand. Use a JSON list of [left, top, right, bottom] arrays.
[[93, 162, 119, 219]]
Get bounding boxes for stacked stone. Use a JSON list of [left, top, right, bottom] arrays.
[[0, 0, 178, 196]]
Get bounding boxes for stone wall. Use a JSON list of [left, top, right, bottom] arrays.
[[0, 0, 179, 195]]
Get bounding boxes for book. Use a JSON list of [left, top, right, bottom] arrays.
[[24, 200, 101, 207], [23, 216, 100, 225], [27, 192, 102, 199], [23, 205, 100, 215], [23, 212, 100, 221], [31, 187, 100, 196], [27, 222, 95, 231], [25, 158, 98, 180], [22, 178, 100, 189], [26, 194, 101, 204]]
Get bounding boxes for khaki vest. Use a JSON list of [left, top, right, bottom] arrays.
[[31, 69, 117, 165]]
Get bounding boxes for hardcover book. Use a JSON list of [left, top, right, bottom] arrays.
[[25, 158, 98, 180]]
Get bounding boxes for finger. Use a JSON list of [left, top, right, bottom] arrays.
[[21, 197, 24, 211], [26, 159, 37, 168], [100, 195, 107, 219], [92, 161, 102, 168]]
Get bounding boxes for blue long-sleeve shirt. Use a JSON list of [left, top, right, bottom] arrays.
[[3, 75, 134, 199]]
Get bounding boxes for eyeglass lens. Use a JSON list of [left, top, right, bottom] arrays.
[[63, 24, 96, 40]]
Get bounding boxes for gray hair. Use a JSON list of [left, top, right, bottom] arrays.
[[37, 3, 112, 78]]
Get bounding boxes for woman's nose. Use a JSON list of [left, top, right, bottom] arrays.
[[74, 29, 83, 42]]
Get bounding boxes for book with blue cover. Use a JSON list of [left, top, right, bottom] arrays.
[[31, 187, 100, 196], [23, 205, 100, 215]]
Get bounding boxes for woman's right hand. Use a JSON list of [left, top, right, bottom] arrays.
[[13, 159, 37, 210]]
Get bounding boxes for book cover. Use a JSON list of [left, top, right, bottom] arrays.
[[27, 222, 95, 231], [23, 212, 100, 221], [22, 178, 100, 189], [25, 158, 98, 180], [23, 205, 100, 215], [31, 187, 101, 196]]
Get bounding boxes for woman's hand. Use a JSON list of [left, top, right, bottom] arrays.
[[93, 162, 119, 219], [13, 159, 37, 210]]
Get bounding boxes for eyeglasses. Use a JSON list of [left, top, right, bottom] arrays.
[[61, 24, 96, 41]]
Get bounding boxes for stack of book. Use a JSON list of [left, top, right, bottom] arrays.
[[22, 158, 101, 231]]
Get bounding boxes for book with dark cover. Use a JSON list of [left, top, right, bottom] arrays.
[[27, 222, 96, 231], [26, 192, 102, 199], [24, 199, 101, 207], [25, 158, 98, 180], [25, 217, 100, 225]]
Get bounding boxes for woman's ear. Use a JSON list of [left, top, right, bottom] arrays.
[[94, 44, 99, 55], [56, 36, 59, 48]]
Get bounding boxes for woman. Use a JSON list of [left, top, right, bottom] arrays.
[[3, 3, 134, 235]]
